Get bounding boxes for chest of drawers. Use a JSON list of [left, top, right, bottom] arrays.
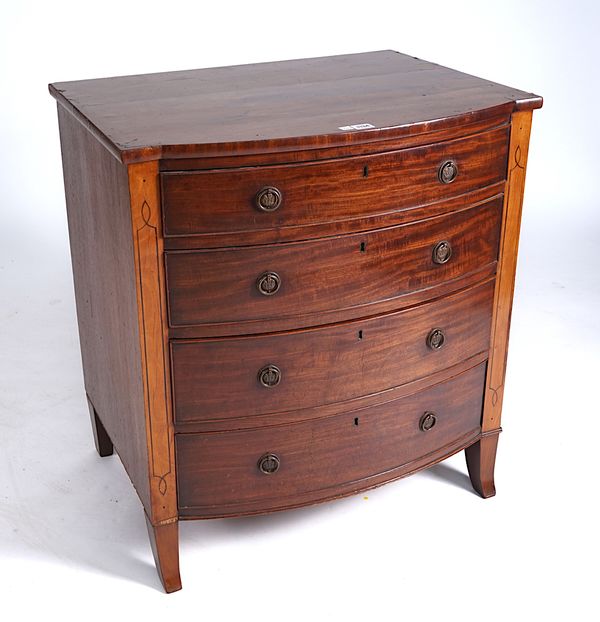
[[49, 51, 542, 592]]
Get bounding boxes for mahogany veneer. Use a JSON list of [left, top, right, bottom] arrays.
[[165, 198, 502, 331], [50, 51, 542, 592], [177, 363, 487, 516], [161, 125, 509, 240], [171, 280, 495, 425]]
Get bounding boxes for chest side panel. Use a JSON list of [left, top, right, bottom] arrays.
[[57, 105, 151, 511]]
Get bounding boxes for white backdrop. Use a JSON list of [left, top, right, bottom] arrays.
[[1, 1, 598, 619]]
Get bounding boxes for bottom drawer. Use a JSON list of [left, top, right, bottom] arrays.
[[176, 363, 486, 517]]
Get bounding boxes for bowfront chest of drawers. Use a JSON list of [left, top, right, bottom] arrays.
[[50, 51, 542, 592]]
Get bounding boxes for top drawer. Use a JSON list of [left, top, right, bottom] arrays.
[[161, 126, 509, 242]]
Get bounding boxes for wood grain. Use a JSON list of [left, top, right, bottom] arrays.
[[165, 197, 502, 332], [482, 111, 533, 433], [161, 125, 509, 241], [465, 430, 500, 498], [164, 184, 506, 252], [57, 105, 151, 511], [145, 513, 181, 593], [157, 112, 510, 172], [174, 353, 488, 434], [48, 51, 541, 164], [128, 161, 178, 525], [171, 279, 494, 425], [176, 363, 486, 518]]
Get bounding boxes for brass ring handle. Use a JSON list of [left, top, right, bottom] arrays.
[[419, 412, 437, 432], [426, 328, 446, 350], [438, 160, 458, 184], [257, 453, 280, 474], [255, 186, 283, 212], [256, 271, 281, 296], [258, 364, 281, 388], [432, 240, 452, 265]]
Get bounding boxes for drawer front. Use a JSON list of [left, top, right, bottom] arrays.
[[166, 197, 501, 329], [176, 363, 486, 516], [171, 279, 493, 424], [161, 126, 508, 239]]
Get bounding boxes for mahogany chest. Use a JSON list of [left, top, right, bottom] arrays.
[[49, 51, 542, 592]]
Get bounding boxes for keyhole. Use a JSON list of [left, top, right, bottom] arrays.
[[354, 417, 359, 426], [360, 242, 366, 252], [358, 330, 363, 340], [363, 165, 369, 178]]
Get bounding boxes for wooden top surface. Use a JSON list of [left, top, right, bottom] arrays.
[[49, 51, 542, 163]]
